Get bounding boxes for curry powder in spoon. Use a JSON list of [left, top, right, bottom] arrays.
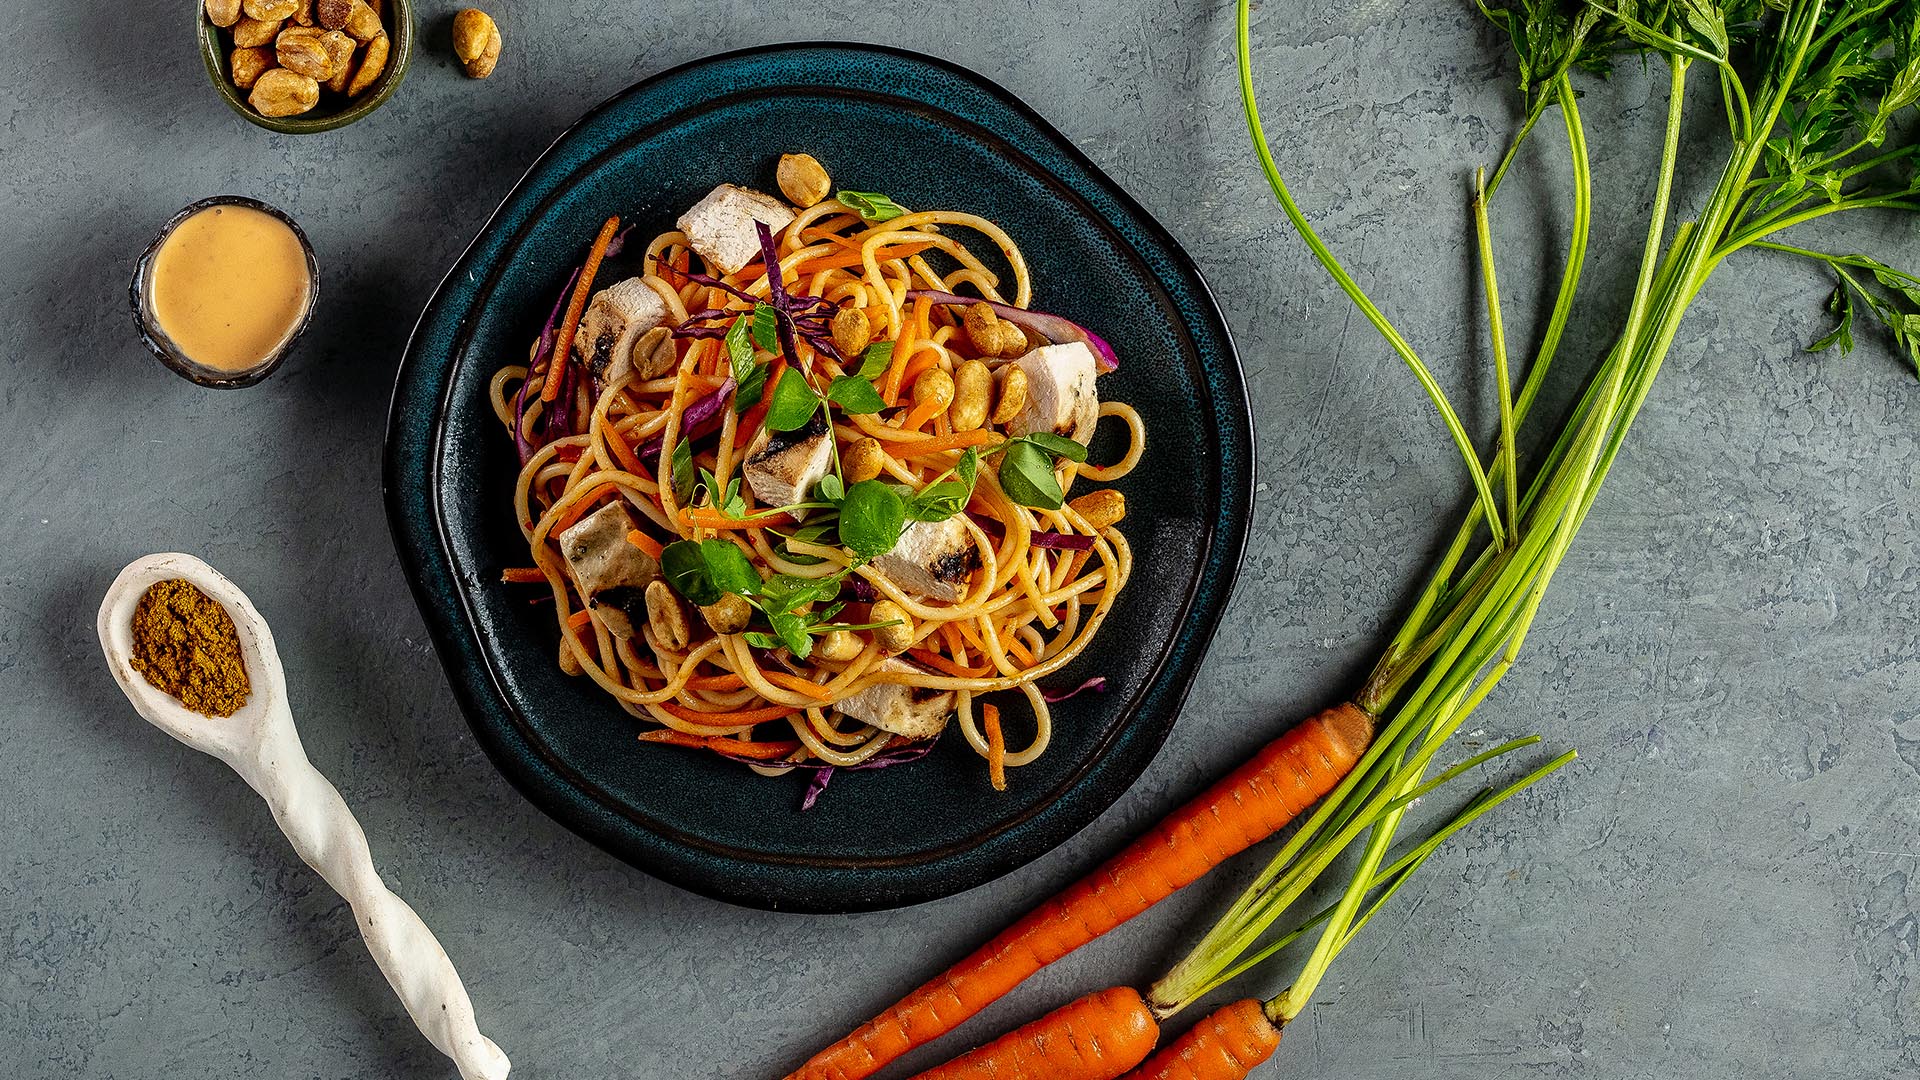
[[129, 579, 251, 717]]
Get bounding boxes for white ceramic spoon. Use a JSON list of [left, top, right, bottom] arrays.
[[97, 552, 511, 1080]]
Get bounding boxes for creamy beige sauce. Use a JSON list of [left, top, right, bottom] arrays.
[[149, 205, 310, 372]]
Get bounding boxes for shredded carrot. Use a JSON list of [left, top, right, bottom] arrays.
[[763, 671, 838, 702], [554, 482, 622, 532], [982, 703, 1007, 792], [638, 729, 801, 760], [500, 567, 547, 584], [878, 429, 1004, 455], [1003, 635, 1038, 668], [566, 609, 593, 632], [734, 403, 769, 449], [884, 296, 932, 404], [625, 529, 664, 560], [793, 242, 935, 277], [910, 649, 992, 679], [658, 702, 800, 727], [940, 622, 969, 665], [679, 508, 781, 530], [543, 216, 622, 403], [899, 394, 947, 433], [604, 424, 652, 480]]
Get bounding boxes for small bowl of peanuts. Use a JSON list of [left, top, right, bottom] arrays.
[[198, 0, 415, 134]]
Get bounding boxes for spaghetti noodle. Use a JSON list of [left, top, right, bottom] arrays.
[[490, 166, 1142, 795]]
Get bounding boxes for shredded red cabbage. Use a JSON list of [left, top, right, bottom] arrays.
[[793, 737, 942, 811], [663, 231, 846, 363], [637, 378, 735, 466], [1030, 530, 1096, 550], [1042, 676, 1109, 702], [906, 289, 1119, 373]]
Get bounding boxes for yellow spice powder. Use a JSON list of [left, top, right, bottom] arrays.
[[129, 579, 251, 717]]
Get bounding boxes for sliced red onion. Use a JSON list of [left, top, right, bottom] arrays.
[[1030, 530, 1096, 550], [638, 379, 736, 466], [1042, 676, 1108, 702], [907, 289, 1119, 373]]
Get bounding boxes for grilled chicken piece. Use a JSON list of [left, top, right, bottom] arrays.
[[572, 277, 668, 385], [676, 184, 797, 275], [837, 657, 954, 739], [1009, 341, 1100, 444], [872, 517, 980, 603], [742, 413, 833, 519], [556, 501, 659, 638]]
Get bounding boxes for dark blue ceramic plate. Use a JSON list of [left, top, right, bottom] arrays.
[[384, 43, 1252, 912]]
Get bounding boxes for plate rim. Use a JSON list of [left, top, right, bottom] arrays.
[[382, 41, 1256, 912]]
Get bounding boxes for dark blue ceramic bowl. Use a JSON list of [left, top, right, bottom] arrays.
[[384, 43, 1252, 912]]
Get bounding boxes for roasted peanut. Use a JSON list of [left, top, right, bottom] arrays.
[[963, 302, 1026, 358], [699, 593, 751, 635], [292, 0, 314, 25], [842, 437, 885, 483], [275, 27, 335, 79], [815, 629, 863, 663], [911, 367, 954, 412], [248, 67, 320, 116], [644, 581, 691, 650], [347, 30, 389, 95], [320, 29, 356, 90], [868, 600, 914, 655], [232, 15, 283, 46], [244, 0, 298, 20], [777, 153, 832, 208], [315, 0, 351, 27], [631, 325, 677, 381], [206, 0, 242, 27], [949, 359, 992, 432], [229, 46, 274, 90], [831, 306, 872, 359], [343, 0, 382, 41], [1068, 489, 1126, 529], [452, 8, 501, 78], [991, 365, 1027, 425]]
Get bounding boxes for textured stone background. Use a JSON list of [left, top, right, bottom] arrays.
[[4, 2, 1916, 1078]]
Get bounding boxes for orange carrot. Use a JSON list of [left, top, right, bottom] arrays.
[[555, 482, 622, 532], [908, 649, 992, 679], [794, 242, 936, 276], [1117, 1000, 1280, 1080], [604, 424, 653, 480], [638, 729, 800, 760], [786, 702, 1374, 1080], [543, 216, 622, 403], [905, 987, 1158, 1080], [982, 704, 1006, 792], [500, 567, 547, 584], [658, 702, 800, 727], [679, 508, 783, 530], [879, 429, 1004, 456], [764, 671, 837, 702], [625, 529, 664, 560], [899, 394, 947, 433], [566, 609, 594, 632]]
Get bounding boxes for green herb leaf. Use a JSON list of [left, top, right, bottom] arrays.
[[816, 474, 845, 505], [771, 519, 838, 566], [701, 539, 759, 595], [669, 440, 696, 506], [1020, 432, 1090, 462], [906, 480, 972, 522], [742, 631, 781, 650], [998, 440, 1065, 510], [765, 608, 814, 659], [726, 316, 769, 415], [660, 540, 719, 606], [838, 479, 907, 557], [1809, 287, 1855, 354], [765, 368, 820, 432], [757, 571, 845, 617], [836, 190, 907, 222], [854, 341, 895, 379], [827, 375, 887, 415], [956, 447, 980, 487], [750, 303, 780, 353]]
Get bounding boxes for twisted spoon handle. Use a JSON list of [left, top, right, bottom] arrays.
[[242, 737, 510, 1080]]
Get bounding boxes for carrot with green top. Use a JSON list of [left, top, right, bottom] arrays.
[[904, 987, 1159, 1080]]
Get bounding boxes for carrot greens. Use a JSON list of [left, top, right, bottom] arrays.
[[1149, 0, 1920, 1032]]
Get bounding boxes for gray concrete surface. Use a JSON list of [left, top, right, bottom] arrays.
[[4, 2, 1916, 1078]]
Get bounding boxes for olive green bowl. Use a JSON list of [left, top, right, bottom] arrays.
[[198, 0, 414, 134]]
